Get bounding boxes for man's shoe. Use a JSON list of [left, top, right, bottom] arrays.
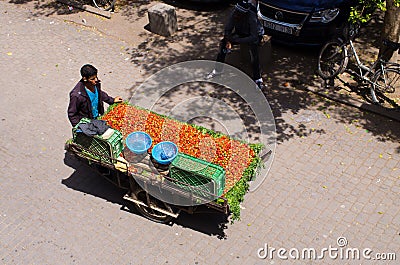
[[205, 69, 222, 80], [256, 80, 266, 90]]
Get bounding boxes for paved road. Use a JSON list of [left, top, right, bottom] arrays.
[[0, 1, 399, 264]]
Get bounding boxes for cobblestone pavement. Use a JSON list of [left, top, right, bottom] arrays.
[[0, 1, 399, 264]]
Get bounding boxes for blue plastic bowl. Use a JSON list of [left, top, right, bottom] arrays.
[[126, 131, 152, 155], [151, 141, 178, 165]]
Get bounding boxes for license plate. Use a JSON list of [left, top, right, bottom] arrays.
[[263, 21, 293, 35]]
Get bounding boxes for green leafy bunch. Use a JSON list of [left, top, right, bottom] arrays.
[[349, 0, 400, 23], [349, 0, 384, 23], [224, 143, 264, 223]]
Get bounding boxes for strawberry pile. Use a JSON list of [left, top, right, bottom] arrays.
[[101, 103, 259, 194]]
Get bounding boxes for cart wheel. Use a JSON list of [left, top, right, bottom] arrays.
[[134, 190, 173, 224]]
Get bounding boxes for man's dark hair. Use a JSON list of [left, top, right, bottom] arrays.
[[80, 64, 98, 78]]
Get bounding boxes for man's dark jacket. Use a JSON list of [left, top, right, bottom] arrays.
[[224, 8, 263, 45], [68, 80, 115, 127]]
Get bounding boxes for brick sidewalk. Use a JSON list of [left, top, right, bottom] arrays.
[[0, 1, 399, 264]]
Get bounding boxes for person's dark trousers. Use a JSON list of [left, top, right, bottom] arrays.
[[248, 42, 261, 80], [215, 38, 262, 81], [215, 38, 230, 73]]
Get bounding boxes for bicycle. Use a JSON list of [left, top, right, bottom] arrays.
[[92, 0, 115, 11], [317, 23, 400, 110]]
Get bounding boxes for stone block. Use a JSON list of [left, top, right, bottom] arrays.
[[147, 3, 178, 37]]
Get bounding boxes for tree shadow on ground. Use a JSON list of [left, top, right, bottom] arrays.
[[9, 1, 398, 146], [120, 3, 399, 148], [116, 0, 232, 23], [8, 0, 89, 16], [123, 1, 399, 146], [268, 42, 400, 145], [123, 3, 230, 73]]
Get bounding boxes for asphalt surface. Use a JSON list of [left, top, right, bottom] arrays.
[[0, 1, 399, 264]]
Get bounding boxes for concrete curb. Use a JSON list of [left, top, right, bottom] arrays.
[[305, 85, 400, 122]]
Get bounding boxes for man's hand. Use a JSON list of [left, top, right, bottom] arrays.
[[114, 96, 123, 103], [226, 41, 232, 49]]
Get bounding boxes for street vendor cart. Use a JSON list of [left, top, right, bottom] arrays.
[[64, 103, 264, 223]]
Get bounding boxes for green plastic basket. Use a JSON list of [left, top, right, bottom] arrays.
[[169, 153, 226, 197], [72, 118, 123, 163]]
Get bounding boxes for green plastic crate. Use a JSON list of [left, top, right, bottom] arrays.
[[169, 153, 226, 197], [72, 118, 123, 163]]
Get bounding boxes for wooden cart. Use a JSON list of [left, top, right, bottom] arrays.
[[65, 139, 229, 224]]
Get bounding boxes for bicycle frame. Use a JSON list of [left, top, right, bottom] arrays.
[[347, 40, 381, 83], [346, 40, 400, 108]]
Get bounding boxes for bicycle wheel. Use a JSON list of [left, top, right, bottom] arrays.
[[370, 67, 400, 109], [317, 40, 348, 80], [92, 0, 115, 11]]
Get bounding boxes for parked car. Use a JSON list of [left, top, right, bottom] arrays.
[[257, 0, 358, 46]]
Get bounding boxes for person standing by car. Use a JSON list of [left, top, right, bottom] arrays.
[[68, 64, 123, 127], [207, 0, 266, 89]]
